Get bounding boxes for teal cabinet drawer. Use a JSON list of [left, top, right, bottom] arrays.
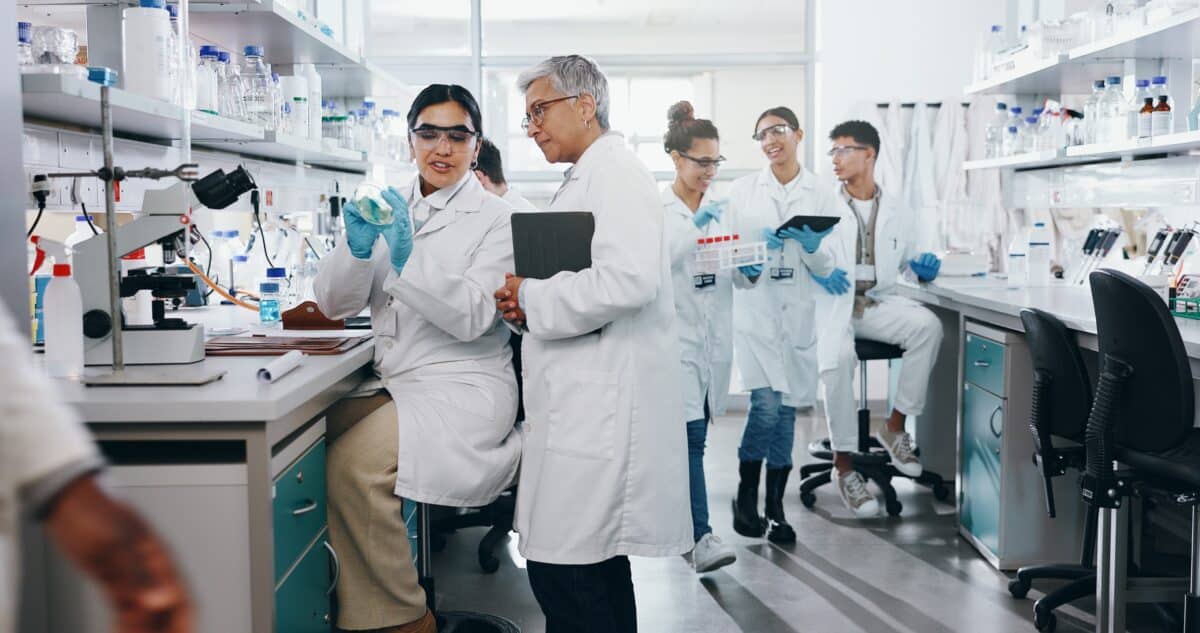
[[960, 383, 1004, 556], [274, 440, 327, 581], [275, 532, 334, 633], [964, 333, 1005, 395]]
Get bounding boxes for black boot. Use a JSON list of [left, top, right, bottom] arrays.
[[765, 467, 797, 544], [732, 460, 767, 537]]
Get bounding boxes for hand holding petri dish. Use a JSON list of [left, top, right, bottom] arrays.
[[352, 182, 394, 225]]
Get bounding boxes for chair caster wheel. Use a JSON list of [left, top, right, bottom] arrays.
[[885, 500, 902, 516], [932, 483, 951, 502], [1034, 608, 1057, 632], [478, 554, 500, 574], [1008, 577, 1030, 599], [800, 492, 816, 509]]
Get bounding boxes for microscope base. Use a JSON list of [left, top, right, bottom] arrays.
[[85, 325, 206, 366]]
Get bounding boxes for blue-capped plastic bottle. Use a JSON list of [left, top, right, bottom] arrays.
[[241, 45, 275, 130], [259, 267, 286, 327], [17, 22, 33, 66]]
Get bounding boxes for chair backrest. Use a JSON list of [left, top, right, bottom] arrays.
[[1089, 269, 1194, 453], [1020, 308, 1092, 441]]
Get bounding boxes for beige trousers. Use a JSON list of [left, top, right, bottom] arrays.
[[325, 393, 429, 631]]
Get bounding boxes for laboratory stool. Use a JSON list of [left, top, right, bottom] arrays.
[[798, 339, 951, 517], [1006, 308, 1099, 632], [430, 487, 516, 574], [1083, 269, 1199, 633]]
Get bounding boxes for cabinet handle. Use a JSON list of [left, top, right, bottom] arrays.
[[324, 541, 340, 596], [292, 500, 318, 516], [989, 405, 1003, 439], [973, 360, 991, 368]]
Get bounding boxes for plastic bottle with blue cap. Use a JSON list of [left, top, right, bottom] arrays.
[[259, 267, 287, 327], [1028, 221, 1052, 287], [123, 0, 172, 102], [17, 22, 33, 66], [241, 45, 275, 129]]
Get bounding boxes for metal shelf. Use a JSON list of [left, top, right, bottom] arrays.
[[21, 73, 263, 142], [963, 130, 1200, 171], [189, 0, 361, 68], [197, 131, 366, 170], [965, 9, 1200, 96]]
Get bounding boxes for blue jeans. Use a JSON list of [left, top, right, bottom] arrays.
[[686, 418, 711, 542], [738, 388, 796, 468]]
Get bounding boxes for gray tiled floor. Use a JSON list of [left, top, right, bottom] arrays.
[[429, 410, 1123, 632]]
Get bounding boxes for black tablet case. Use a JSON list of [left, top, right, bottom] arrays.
[[511, 212, 595, 279]]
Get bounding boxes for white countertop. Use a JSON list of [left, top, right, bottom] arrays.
[[896, 276, 1200, 359], [45, 305, 375, 424]]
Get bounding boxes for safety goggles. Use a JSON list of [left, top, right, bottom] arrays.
[[752, 123, 793, 142], [409, 124, 479, 150], [521, 95, 580, 131], [827, 144, 869, 158], [678, 152, 727, 170]]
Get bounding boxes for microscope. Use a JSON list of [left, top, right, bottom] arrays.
[[72, 166, 257, 365]]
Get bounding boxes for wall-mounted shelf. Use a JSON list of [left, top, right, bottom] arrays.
[[189, 0, 360, 68], [197, 131, 365, 169], [965, 9, 1200, 96], [963, 130, 1200, 171]]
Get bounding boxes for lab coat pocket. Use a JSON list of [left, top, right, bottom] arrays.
[[546, 370, 618, 461]]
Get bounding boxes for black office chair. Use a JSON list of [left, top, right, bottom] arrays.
[[799, 339, 951, 517], [1081, 269, 1200, 633], [1006, 308, 1099, 632], [429, 333, 523, 573]]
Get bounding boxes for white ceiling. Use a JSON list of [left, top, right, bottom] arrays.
[[372, 0, 805, 25]]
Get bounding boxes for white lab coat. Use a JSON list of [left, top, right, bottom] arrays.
[[514, 132, 692, 565], [502, 187, 538, 211], [313, 173, 522, 507], [663, 187, 756, 422], [725, 166, 836, 407], [0, 300, 103, 633], [904, 103, 940, 253]]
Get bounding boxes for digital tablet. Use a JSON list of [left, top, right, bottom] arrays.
[[775, 215, 841, 236], [511, 212, 595, 279]]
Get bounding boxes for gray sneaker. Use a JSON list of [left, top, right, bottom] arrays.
[[836, 470, 880, 518], [692, 533, 736, 573], [875, 428, 923, 478]]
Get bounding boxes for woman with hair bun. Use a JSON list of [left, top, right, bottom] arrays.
[[662, 100, 761, 574]]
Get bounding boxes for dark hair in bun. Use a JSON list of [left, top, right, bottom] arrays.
[[664, 100, 719, 155]]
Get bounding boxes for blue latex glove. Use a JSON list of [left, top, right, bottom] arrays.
[[692, 200, 725, 229], [762, 227, 785, 250], [379, 187, 413, 274], [781, 225, 834, 254], [909, 252, 941, 282], [738, 264, 764, 279], [343, 200, 384, 260], [810, 268, 851, 295]]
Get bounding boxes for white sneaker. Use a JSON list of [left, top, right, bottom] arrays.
[[836, 470, 880, 519], [875, 428, 924, 478], [692, 533, 737, 573]]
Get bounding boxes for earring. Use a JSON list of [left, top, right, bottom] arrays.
[[470, 160, 478, 170], [585, 119, 591, 129]]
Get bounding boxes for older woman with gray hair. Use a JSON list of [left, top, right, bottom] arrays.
[[493, 55, 692, 632]]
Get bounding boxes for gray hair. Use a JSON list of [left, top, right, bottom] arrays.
[[517, 55, 611, 130]]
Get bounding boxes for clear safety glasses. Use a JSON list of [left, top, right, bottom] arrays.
[[752, 123, 793, 142], [827, 145, 869, 158], [409, 125, 479, 152], [678, 152, 727, 170]]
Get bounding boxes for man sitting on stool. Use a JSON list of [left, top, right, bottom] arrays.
[[811, 120, 944, 518]]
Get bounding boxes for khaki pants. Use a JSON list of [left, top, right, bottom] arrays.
[[326, 393, 429, 631]]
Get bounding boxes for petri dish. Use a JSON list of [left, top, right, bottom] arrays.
[[352, 182, 394, 225]]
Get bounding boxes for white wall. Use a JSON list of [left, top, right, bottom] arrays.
[[816, 0, 1006, 164]]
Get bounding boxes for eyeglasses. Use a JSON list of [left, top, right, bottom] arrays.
[[752, 123, 793, 142], [827, 145, 869, 158], [410, 124, 479, 150], [678, 152, 726, 170], [521, 95, 580, 131]]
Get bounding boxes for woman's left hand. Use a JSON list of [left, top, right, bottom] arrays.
[[380, 187, 413, 274]]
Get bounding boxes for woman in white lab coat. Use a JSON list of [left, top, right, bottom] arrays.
[[725, 106, 838, 544], [493, 55, 691, 633], [313, 84, 520, 633], [661, 101, 761, 574]]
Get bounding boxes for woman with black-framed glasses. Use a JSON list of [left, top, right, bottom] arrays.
[[661, 100, 760, 576], [312, 83, 521, 633]]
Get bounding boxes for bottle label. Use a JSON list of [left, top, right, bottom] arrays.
[[1138, 112, 1153, 138], [1153, 111, 1173, 137]]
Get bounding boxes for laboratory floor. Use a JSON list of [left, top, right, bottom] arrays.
[[428, 410, 1163, 633]]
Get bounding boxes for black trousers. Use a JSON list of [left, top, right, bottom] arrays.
[[526, 556, 637, 633]]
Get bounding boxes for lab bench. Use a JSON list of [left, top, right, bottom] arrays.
[[18, 315, 376, 633], [897, 276, 1200, 570]]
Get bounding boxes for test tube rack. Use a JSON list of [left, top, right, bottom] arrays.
[[694, 234, 768, 271]]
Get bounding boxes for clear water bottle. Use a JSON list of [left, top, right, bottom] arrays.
[[1020, 116, 1039, 154], [45, 263, 84, 378], [196, 45, 221, 115], [270, 71, 283, 132], [1028, 221, 1052, 287], [1190, 81, 1200, 131], [1129, 79, 1151, 139], [241, 45, 274, 129], [1031, 108, 1046, 150], [259, 267, 286, 327], [17, 21, 33, 66], [1083, 79, 1105, 144], [1002, 124, 1020, 157], [1152, 75, 1174, 137], [1007, 105, 1024, 133], [984, 102, 1008, 159], [1098, 76, 1124, 143], [975, 25, 1004, 81], [217, 51, 247, 122], [1007, 233, 1028, 289]]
